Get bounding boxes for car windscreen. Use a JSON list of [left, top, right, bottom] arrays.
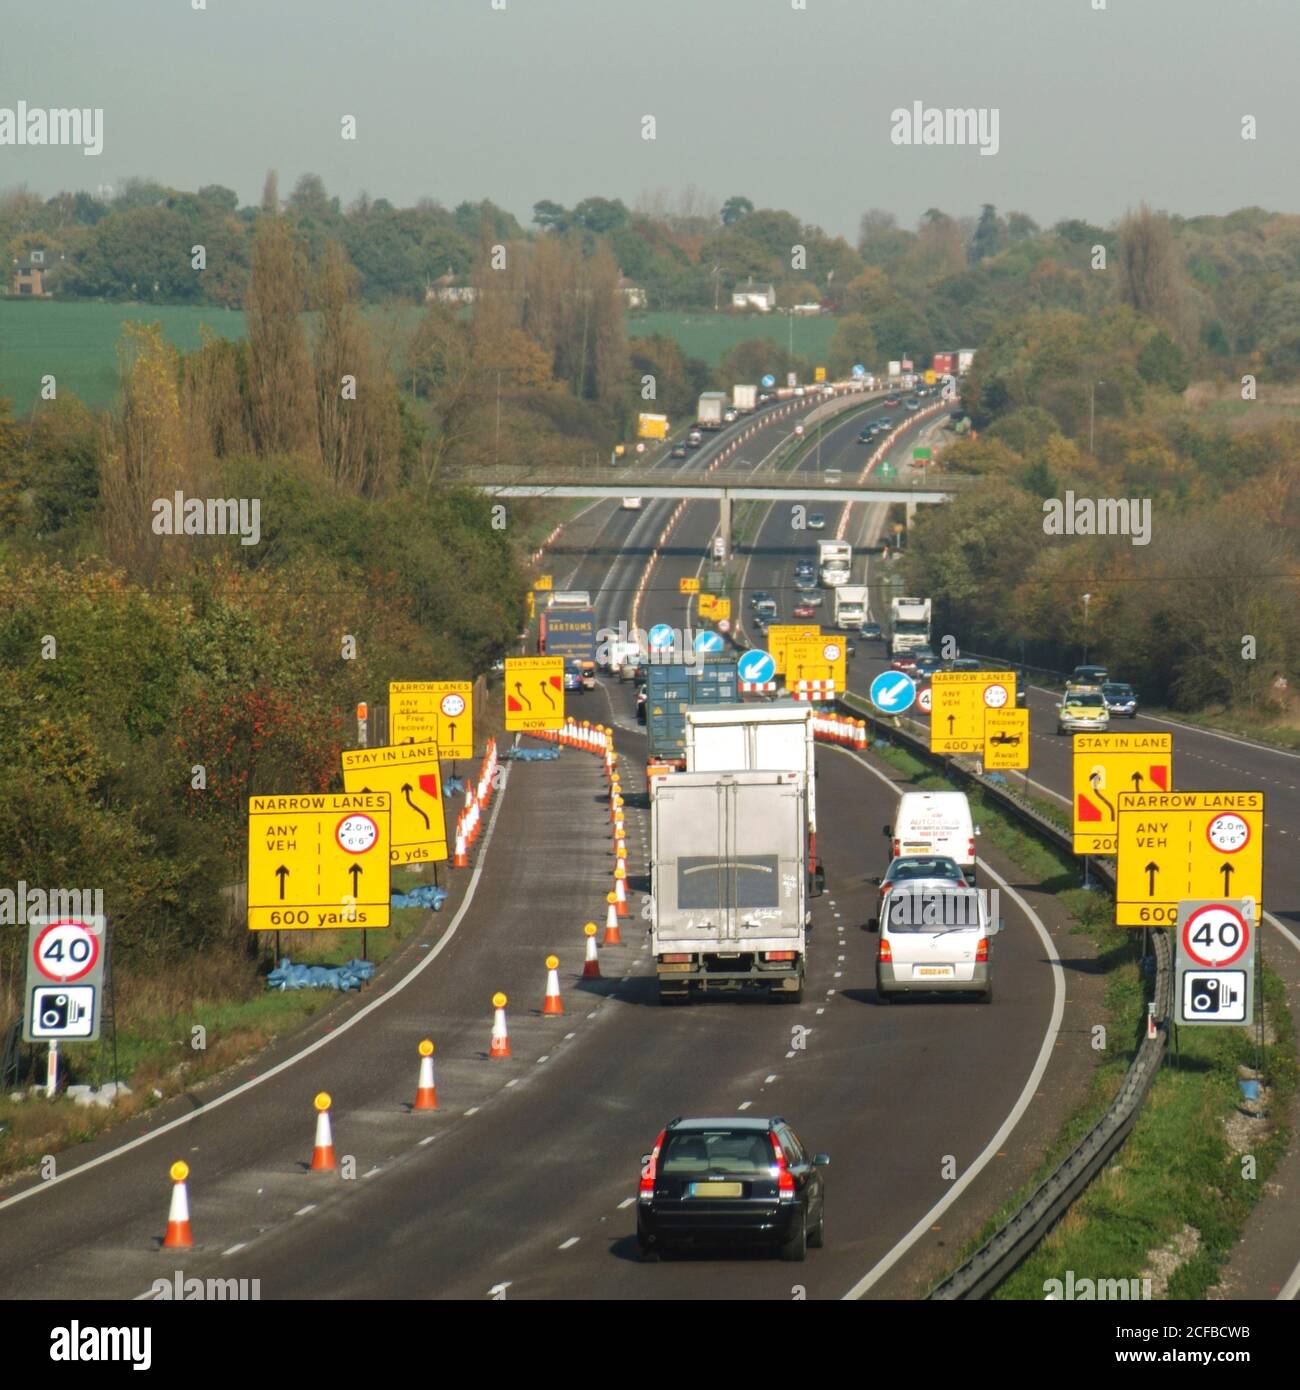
[[885, 889, 984, 933], [889, 858, 962, 882], [1067, 693, 1106, 708], [660, 1129, 776, 1176]]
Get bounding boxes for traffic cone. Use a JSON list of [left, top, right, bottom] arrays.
[[856, 720, 868, 750], [162, 1161, 193, 1249], [543, 955, 564, 1015], [453, 820, 468, 868], [614, 865, 630, 917], [310, 1092, 337, 1172], [582, 922, 602, 978], [414, 1040, 438, 1111], [489, 992, 511, 1058], [603, 891, 623, 946], [616, 836, 627, 860]]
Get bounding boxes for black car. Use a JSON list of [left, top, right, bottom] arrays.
[[857, 428, 874, 444], [670, 443, 688, 459], [948, 657, 983, 672], [913, 653, 944, 678], [637, 1116, 828, 1262], [860, 621, 883, 641]]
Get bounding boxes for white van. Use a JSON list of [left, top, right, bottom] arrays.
[[883, 791, 980, 883], [871, 883, 1001, 1003]]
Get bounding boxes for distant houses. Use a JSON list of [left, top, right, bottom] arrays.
[[619, 274, 647, 310], [9, 249, 56, 297], [425, 268, 477, 305], [730, 277, 776, 312]]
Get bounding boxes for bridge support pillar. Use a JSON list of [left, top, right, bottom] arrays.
[[719, 492, 732, 559], [905, 500, 918, 531]]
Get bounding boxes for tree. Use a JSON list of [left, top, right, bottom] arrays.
[[721, 196, 754, 227], [572, 197, 629, 235], [533, 199, 569, 235], [828, 315, 877, 375], [1136, 330, 1190, 392], [245, 214, 317, 461], [971, 204, 1004, 263], [1119, 204, 1187, 340]]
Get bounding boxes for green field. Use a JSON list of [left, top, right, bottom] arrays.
[[0, 301, 838, 412], [627, 310, 836, 368]]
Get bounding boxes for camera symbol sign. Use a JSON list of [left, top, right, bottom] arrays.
[[24, 915, 105, 1043]]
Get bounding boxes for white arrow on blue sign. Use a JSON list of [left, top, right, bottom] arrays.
[[869, 671, 916, 714], [852, 364, 865, 378], [694, 630, 725, 653], [648, 623, 675, 650], [761, 374, 776, 388], [737, 649, 776, 683]]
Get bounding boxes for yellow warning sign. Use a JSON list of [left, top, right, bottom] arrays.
[[247, 793, 391, 930], [342, 743, 448, 866], [698, 593, 717, 617], [505, 656, 565, 731], [785, 636, 846, 688], [388, 681, 474, 761], [1115, 791, 1264, 927], [767, 624, 820, 676], [930, 671, 1014, 753], [814, 366, 827, 383], [983, 708, 1029, 770], [712, 598, 732, 622], [679, 576, 701, 594], [1072, 733, 1173, 855], [534, 575, 553, 591]]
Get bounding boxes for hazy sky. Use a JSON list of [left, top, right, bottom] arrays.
[[4, 0, 1298, 239]]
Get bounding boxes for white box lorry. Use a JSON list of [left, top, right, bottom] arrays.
[[889, 596, 932, 655], [817, 540, 852, 588], [697, 392, 728, 429], [651, 768, 818, 1003], [732, 384, 758, 413], [833, 585, 869, 630]]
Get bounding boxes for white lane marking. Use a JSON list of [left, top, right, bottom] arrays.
[[816, 1007, 825, 1015], [765, 1074, 777, 1084], [0, 759, 517, 1216], [363, 1166, 381, 1179], [564, 1032, 577, 1040], [294, 1204, 316, 1217], [418, 1135, 436, 1146], [223, 1243, 248, 1256], [537, 1055, 549, 1064], [465, 1106, 480, 1117], [738, 1100, 752, 1110], [618, 1196, 636, 1209], [785, 1050, 796, 1059], [505, 1078, 520, 1088], [830, 742, 1066, 1301], [559, 1236, 580, 1250]]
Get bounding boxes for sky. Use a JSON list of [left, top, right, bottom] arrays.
[[4, 0, 1299, 239]]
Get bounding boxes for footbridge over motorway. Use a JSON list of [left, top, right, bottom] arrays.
[[466, 468, 976, 542]]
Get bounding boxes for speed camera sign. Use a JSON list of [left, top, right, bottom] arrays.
[[24, 915, 105, 1043]]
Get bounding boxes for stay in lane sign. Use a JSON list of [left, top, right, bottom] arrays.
[[930, 671, 1014, 754], [1072, 732, 1172, 854], [389, 680, 474, 761], [504, 656, 565, 731], [342, 743, 448, 865], [1114, 791, 1263, 927], [247, 793, 392, 930]]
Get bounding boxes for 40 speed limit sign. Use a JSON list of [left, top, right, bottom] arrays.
[[1174, 899, 1255, 1028], [24, 915, 106, 1043]]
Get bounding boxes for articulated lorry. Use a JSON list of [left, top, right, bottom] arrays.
[[889, 596, 932, 656], [817, 540, 852, 588], [651, 769, 818, 1004], [833, 585, 869, 630], [645, 655, 740, 768], [539, 607, 596, 660], [697, 392, 728, 429]]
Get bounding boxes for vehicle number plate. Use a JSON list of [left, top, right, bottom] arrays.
[[690, 1181, 743, 1197], [916, 966, 954, 977]]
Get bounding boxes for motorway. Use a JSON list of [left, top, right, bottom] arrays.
[[1, 392, 1294, 1300]]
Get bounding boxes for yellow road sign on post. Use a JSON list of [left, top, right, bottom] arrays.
[[767, 624, 820, 676], [785, 636, 846, 688], [679, 576, 700, 594], [342, 743, 448, 866], [930, 671, 1014, 753], [534, 575, 553, 591], [1115, 791, 1264, 927], [388, 681, 474, 760], [505, 656, 565, 731], [1072, 733, 1173, 854], [698, 593, 717, 617], [247, 793, 391, 930], [712, 598, 732, 622], [814, 366, 827, 383], [983, 708, 1030, 769]]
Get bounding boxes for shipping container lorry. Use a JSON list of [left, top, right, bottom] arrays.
[[817, 540, 852, 587], [889, 596, 932, 656], [833, 585, 869, 630], [651, 769, 819, 1004], [684, 701, 821, 874], [645, 656, 740, 768]]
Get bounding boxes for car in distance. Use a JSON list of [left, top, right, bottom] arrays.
[[754, 597, 778, 619], [750, 591, 774, 610], [872, 853, 968, 904], [890, 652, 920, 676], [622, 496, 643, 511], [752, 617, 769, 636], [635, 684, 647, 723], [860, 620, 884, 641], [1067, 664, 1109, 690], [792, 602, 817, 619], [884, 396, 901, 407], [803, 590, 824, 608], [563, 660, 585, 693], [670, 443, 688, 459], [1102, 682, 1139, 717], [913, 653, 944, 678], [949, 656, 983, 672], [1057, 688, 1109, 735], [870, 884, 1001, 1003], [637, 1116, 828, 1262], [857, 428, 874, 444], [807, 513, 826, 530]]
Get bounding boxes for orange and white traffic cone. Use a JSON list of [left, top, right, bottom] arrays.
[[614, 865, 630, 918], [414, 1040, 438, 1111], [162, 1161, 193, 1248], [615, 836, 627, 860], [582, 922, 601, 978], [310, 1092, 337, 1172], [453, 820, 468, 868], [603, 891, 623, 946], [543, 955, 564, 1015], [489, 992, 511, 1058]]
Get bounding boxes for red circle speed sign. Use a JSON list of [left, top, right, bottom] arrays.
[[32, 919, 101, 983], [1181, 903, 1250, 968]]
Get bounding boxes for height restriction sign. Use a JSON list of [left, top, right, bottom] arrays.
[[1114, 791, 1264, 927]]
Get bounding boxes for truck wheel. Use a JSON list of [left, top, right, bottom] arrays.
[[779, 1211, 808, 1262]]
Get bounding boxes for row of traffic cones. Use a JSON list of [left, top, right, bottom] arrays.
[[452, 738, 499, 868], [812, 712, 869, 750]]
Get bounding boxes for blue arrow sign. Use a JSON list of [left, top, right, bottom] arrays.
[[761, 374, 776, 388], [852, 363, 865, 378], [737, 649, 776, 683], [870, 671, 916, 714], [694, 630, 725, 653], [648, 623, 675, 650]]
